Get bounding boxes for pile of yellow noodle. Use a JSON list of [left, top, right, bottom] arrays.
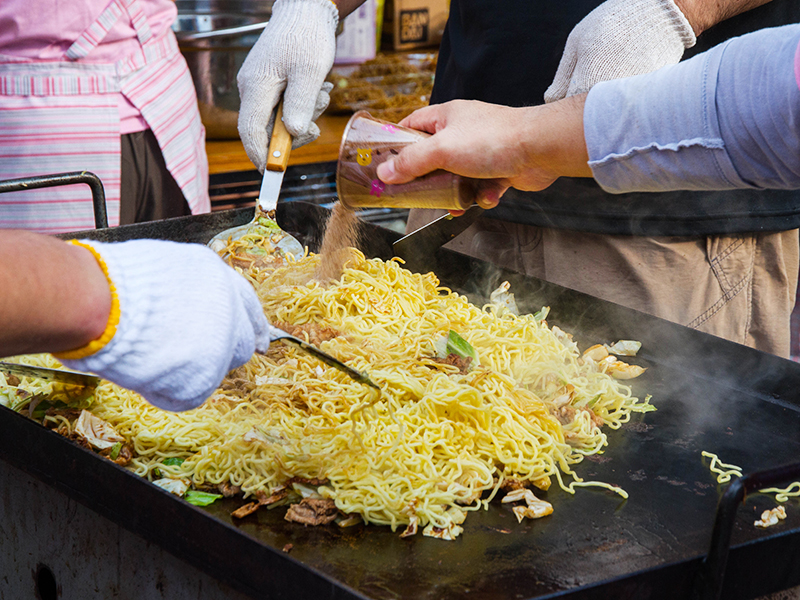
[[8, 250, 654, 535]]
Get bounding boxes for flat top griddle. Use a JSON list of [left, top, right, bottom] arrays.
[[2, 202, 800, 600]]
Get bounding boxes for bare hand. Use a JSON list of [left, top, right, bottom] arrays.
[[376, 98, 592, 210]]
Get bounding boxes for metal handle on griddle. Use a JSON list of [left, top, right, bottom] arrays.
[[0, 172, 108, 229], [265, 325, 379, 390], [691, 460, 800, 600]]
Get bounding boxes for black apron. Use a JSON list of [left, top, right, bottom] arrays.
[[431, 0, 800, 236]]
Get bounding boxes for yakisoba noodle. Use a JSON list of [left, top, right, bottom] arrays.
[[7, 249, 654, 536], [702, 451, 800, 503]]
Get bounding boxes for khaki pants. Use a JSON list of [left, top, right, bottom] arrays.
[[407, 210, 800, 358]]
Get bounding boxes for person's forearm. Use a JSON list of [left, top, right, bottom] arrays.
[[332, 0, 366, 19], [674, 0, 772, 35], [376, 96, 591, 201], [519, 95, 592, 181], [584, 25, 800, 194], [0, 231, 111, 357]]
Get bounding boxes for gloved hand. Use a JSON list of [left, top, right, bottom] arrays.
[[56, 240, 272, 412], [237, 0, 339, 172], [544, 0, 696, 103]]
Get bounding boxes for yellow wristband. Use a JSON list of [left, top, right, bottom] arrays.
[[53, 240, 121, 361]]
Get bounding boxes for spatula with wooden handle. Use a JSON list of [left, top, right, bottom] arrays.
[[208, 103, 304, 259]]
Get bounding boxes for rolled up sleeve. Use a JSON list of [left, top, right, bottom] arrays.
[[584, 24, 800, 194]]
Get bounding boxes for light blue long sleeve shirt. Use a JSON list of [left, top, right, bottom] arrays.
[[584, 24, 800, 194]]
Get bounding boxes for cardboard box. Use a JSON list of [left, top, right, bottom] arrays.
[[334, 0, 379, 64], [382, 0, 448, 51]]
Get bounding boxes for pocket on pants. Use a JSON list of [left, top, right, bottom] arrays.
[[686, 234, 755, 343]]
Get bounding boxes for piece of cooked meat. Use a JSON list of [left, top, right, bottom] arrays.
[[111, 445, 133, 466], [584, 407, 604, 428], [231, 502, 261, 519], [500, 478, 528, 492], [285, 498, 338, 526], [218, 482, 242, 498], [426, 354, 472, 375], [230, 488, 290, 519], [554, 406, 603, 427], [275, 323, 340, 347], [229, 252, 285, 272], [220, 377, 256, 393], [287, 476, 330, 487], [42, 407, 82, 423], [555, 405, 576, 424], [257, 488, 289, 505]]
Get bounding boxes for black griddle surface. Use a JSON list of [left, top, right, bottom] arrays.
[[2, 202, 799, 600]]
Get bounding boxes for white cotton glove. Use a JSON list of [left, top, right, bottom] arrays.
[[58, 240, 271, 412], [237, 0, 339, 172], [544, 0, 696, 103]]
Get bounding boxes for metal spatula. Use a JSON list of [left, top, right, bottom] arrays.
[[264, 325, 379, 390], [208, 103, 304, 259], [392, 205, 485, 273], [0, 361, 99, 388]]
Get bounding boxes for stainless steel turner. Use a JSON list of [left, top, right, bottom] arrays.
[[208, 103, 304, 259], [265, 325, 379, 390], [0, 361, 99, 388]]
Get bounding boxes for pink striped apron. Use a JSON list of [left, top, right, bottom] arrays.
[[0, 0, 210, 233]]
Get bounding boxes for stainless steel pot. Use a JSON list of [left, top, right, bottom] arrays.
[[173, 1, 275, 139]]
